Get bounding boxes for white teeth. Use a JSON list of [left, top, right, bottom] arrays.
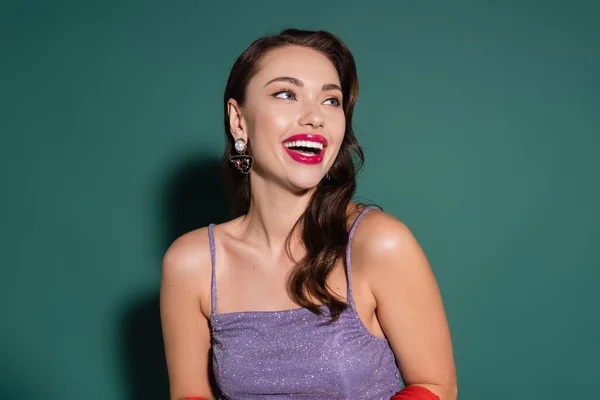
[[283, 140, 324, 150]]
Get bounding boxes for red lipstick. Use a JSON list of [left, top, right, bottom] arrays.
[[281, 134, 327, 165]]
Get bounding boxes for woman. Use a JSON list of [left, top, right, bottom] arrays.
[[160, 29, 457, 400]]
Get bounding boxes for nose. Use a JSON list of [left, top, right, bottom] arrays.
[[298, 101, 324, 129]]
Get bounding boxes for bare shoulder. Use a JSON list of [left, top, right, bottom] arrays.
[[349, 206, 432, 286], [351, 208, 456, 397], [160, 226, 218, 399], [352, 207, 422, 261], [163, 226, 212, 278], [161, 226, 214, 315]]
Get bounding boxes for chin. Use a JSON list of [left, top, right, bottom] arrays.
[[285, 172, 324, 192]]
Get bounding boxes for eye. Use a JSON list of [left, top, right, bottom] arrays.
[[272, 89, 297, 100], [323, 97, 342, 107]]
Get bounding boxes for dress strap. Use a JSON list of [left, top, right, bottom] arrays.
[[208, 223, 217, 316], [345, 205, 382, 306]]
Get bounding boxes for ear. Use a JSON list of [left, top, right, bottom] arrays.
[[227, 98, 247, 141]]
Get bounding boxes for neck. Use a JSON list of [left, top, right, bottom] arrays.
[[239, 173, 314, 253]]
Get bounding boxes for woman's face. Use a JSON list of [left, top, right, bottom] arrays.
[[229, 45, 346, 192]]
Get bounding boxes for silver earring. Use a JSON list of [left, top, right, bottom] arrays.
[[230, 138, 254, 174]]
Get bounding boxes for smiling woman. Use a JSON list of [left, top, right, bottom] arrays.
[[160, 29, 457, 400]]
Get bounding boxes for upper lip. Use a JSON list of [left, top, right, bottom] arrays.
[[282, 133, 328, 146]]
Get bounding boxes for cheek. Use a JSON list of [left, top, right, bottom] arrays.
[[249, 105, 296, 144], [329, 112, 346, 146]]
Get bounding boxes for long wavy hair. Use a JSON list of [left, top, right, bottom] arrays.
[[221, 29, 365, 320]]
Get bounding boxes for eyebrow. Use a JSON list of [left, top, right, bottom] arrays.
[[264, 76, 342, 92]]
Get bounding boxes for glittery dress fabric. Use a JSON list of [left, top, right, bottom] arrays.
[[208, 206, 403, 399]]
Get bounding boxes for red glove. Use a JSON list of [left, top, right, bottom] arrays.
[[390, 386, 440, 400]]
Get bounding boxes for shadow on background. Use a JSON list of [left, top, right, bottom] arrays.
[[120, 156, 230, 400], [0, 382, 25, 400]]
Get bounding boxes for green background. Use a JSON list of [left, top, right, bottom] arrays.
[[2, 1, 598, 399]]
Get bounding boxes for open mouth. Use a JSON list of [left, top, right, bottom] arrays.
[[281, 134, 328, 165], [282, 140, 324, 156]]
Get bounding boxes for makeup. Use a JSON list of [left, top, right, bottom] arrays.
[[281, 133, 327, 165]]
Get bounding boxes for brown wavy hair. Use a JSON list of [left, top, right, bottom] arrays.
[[221, 29, 364, 320]]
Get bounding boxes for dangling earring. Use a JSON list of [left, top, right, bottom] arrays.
[[230, 138, 254, 174]]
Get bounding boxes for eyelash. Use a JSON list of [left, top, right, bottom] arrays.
[[272, 88, 298, 100], [271, 89, 342, 107]]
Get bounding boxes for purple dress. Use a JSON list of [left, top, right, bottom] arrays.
[[208, 206, 403, 399]]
